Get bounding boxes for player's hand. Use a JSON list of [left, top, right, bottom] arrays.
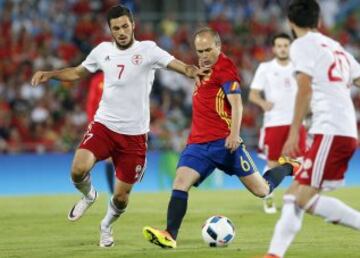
[[282, 132, 299, 158], [194, 67, 212, 86], [195, 59, 212, 86], [225, 134, 242, 153], [31, 71, 51, 86], [261, 101, 274, 111]]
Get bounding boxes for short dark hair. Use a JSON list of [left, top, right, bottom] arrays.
[[287, 0, 320, 28], [106, 5, 134, 27], [271, 33, 291, 46], [194, 27, 221, 46]]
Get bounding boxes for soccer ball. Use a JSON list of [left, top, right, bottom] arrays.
[[201, 215, 235, 247]]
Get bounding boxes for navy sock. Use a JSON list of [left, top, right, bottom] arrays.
[[105, 162, 114, 194], [166, 190, 188, 240], [263, 164, 292, 193]]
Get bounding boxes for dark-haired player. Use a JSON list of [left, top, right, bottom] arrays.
[[265, 1, 360, 257], [143, 27, 300, 249], [249, 33, 307, 214], [31, 5, 206, 247]]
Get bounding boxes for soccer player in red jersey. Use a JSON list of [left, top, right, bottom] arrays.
[[143, 27, 299, 248], [86, 72, 114, 194]]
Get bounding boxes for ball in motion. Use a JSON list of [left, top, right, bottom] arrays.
[[201, 215, 235, 247]]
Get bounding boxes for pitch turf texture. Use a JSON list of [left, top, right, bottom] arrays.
[[1, 189, 360, 258]]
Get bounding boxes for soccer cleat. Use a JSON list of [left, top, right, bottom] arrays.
[[99, 225, 114, 248], [263, 195, 277, 214], [143, 226, 177, 248], [278, 155, 301, 175], [67, 191, 98, 221], [264, 254, 281, 258]]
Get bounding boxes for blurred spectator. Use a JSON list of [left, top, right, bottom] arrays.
[[0, 0, 359, 154]]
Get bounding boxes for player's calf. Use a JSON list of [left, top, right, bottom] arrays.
[[306, 194, 360, 230]]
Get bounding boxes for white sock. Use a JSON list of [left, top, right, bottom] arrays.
[[101, 198, 125, 229], [311, 195, 360, 230], [73, 174, 96, 200], [268, 195, 304, 257]]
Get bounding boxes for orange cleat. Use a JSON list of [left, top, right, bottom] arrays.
[[278, 155, 302, 175], [264, 254, 281, 258]]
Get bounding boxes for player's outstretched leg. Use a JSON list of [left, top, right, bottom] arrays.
[[262, 156, 301, 194], [68, 149, 98, 221]]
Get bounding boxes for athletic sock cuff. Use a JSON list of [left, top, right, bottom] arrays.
[[110, 198, 126, 215], [172, 190, 188, 200]]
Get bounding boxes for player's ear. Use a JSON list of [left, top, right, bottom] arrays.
[[132, 22, 135, 30]]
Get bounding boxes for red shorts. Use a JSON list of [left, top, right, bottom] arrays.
[[262, 125, 307, 161], [79, 122, 147, 184], [295, 135, 357, 189]]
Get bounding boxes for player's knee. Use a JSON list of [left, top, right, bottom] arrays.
[[71, 162, 91, 182], [173, 175, 192, 192], [112, 192, 129, 209]]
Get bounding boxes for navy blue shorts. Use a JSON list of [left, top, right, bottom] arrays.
[[177, 138, 258, 186]]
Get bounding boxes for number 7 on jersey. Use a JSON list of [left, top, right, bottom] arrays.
[[117, 64, 125, 79]]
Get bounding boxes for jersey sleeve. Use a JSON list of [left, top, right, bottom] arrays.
[[290, 40, 316, 77], [149, 43, 175, 69], [345, 51, 360, 80], [217, 61, 241, 85], [250, 64, 265, 90], [81, 44, 102, 73]]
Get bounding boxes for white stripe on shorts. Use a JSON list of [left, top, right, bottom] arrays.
[[311, 135, 333, 188]]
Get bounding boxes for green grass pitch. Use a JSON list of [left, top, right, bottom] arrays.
[[1, 188, 360, 258]]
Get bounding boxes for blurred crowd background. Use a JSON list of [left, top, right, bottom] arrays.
[[0, 0, 359, 154]]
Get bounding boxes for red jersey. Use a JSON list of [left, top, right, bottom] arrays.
[[188, 53, 241, 144], [86, 72, 104, 122]]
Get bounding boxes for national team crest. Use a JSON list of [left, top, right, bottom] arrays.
[[132, 54, 143, 65], [134, 164, 144, 181], [135, 164, 143, 173]]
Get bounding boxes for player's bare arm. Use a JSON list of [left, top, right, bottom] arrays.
[[225, 93, 243, 153], [283, 72, 312, 157], [248, 89, 274, 111], [31, 65, 89, 86], [167, 59, 209, 84]]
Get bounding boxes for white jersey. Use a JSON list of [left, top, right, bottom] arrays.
[[290, 32, 360, 139], [82, 40, 174, 135], [250, 59, 298, 127]]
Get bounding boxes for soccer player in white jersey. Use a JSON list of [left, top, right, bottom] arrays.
[[264, 1, 360, 257], [249, 33, 307, 214], [31, 5, 206, 248]]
